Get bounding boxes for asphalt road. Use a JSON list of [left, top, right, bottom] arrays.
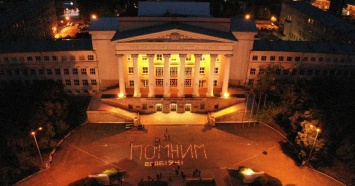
[[16, 123, 344, 186]]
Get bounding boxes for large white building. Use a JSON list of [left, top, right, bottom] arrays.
[[0, 1, 354, 123]]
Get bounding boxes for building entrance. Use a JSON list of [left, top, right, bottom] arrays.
[[170, 104, 177, 112], [185, 104, 191, 112], [156, 104, 162, 112]]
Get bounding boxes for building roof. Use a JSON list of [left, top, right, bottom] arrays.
[[0, 39, 93, 54], [252, 40, 355, 55], [111, 22, 237, 42], [138, 1, 210, 17], [286, 1, 355, 40], [88, 17, 119, 31], [230, 17, 259, 32]]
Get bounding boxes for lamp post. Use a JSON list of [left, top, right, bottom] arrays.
[[31, 127, 45, 168], [306, 126, 320, 166]]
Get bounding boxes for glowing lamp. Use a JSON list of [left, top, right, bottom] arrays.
[[224, 92, 229, 98], [118, 93, 124, 98], [241, 168, 255, 176], [245, 14, 251, 20], [91, 14, 97, 20]]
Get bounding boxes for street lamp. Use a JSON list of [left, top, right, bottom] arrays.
[[31, 127, 45, 168], [306, 126, 320, 166]]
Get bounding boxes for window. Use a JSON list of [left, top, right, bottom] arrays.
[[55, 69, 61, 75], [252, 55, 258, 61], [142, 67, 148, 74], [270, 56, 275, 61], [64, 68, 69, 75], [38, 69, 44, 75], [199, 67, 205, 74], [326, 58, 331, 62], [170, 79, 177, 87], [27, 56, 33, 61], [186, 55, 192, 61], [19, 57, 24, 62], [311, 57, 316, 62], [142, 55, 147, 61], [319, 57, 324, 62], [70, 56, 76, 61], [88, 55, 94, 60], [90, 68, 96, 74], [170, 67, 178, 77], [82, 80, 88, 86], [303, 57, 308, 62], [72, 68, 78, 74], [65, 79, 71, 85], [23, 69, 28, 76], [79, 55, 85, 60], [278, 56, 284, 61], [295, 57, 301, 62], [52, 56, 58, 61], [62, 56, 67, 62], [35, 56, 41, 61], [44, 56, 50, 61], [91, 79, 97, 85], [81, 68, 87, 75], [283, 69, 290, 75], [184, 79, 192, 87], [156, 67, 163, 77], [128, 67, 133, 74], [30, 69, 36, 75], [127, 55, 132, 61], [143, 80, 148, 87], [156, 54, 163, 61], [214, 67, 219, 74], [286, 57, 292, 61], [74, 79, 80, 85], [46, 69, 52, 75], [250, 68, 256, 74], [259, 68, 265, 74], [75, 90, 81, 94], [248, 79, 254, 85], [199, 80, 204, 88], [156, 79, 163, 87], [261, 56, 267, 61], [11, 57, 17, 62], [213, 80, 217, 87], [185, 67, 192, 76]]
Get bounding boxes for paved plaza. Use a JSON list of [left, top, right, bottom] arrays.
[[17, 123, 344, 186]]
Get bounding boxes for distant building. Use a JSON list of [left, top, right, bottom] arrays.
[[0, 0, 57, 41], [279, 1, 355, 44]]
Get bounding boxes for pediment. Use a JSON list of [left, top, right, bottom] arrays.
[[112, 29, 237, 43]]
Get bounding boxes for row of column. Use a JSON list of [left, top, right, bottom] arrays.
[[116, 53, 232, 98]]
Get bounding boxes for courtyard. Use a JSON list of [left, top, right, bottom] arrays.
[[17, 123, 343, 186]]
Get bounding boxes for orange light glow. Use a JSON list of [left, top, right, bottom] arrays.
[[31, 131, 35, 135], [224, 92, 229, 98], [118, 93, 124, 98], [91, 14, 97, 20], [245, 14, 251, 20]]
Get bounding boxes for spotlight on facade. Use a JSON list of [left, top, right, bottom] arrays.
[[223, 92, 230, 98], [271, 16, 277, 22], [118, 93, 124, 98], [245, 14, 251, 20], [91, 14, 98, 20]]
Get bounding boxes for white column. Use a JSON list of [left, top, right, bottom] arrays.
[[132, 54, 141, 97], [178, 54, 186, 97], [116, 54, 126, 97], [207, 54, 218, 97], [163, 54, 171, 97], [221, 54, 232, 97], [147, 54, 155, 97], [193, 54, 202, 97]]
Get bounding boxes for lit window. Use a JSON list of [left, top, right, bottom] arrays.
[[88, 55, 94, 60], [184, 79, 192, 87], [250, 68, 256, 75], [142, 55, 147, 61], [142, 67, 148, 74], [186, 55, 192, 61], [81, 68, 87, 75], [90, 68, 96, 74], [128, 67, 133, 74], [170, 67, 178, 77], [156, 67, 163, 77], [156, 79, 163, 87], [199, 67, 205, 74], [72, 68, 78, 74], [185, 67, 192, 76]]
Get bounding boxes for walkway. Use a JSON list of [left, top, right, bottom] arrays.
[[140, 112, 208, 125]]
